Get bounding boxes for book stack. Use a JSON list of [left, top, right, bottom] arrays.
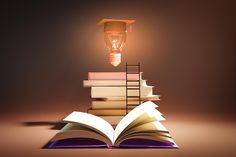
[[47, 72, 178, 148], [83, 72, 160, 125]]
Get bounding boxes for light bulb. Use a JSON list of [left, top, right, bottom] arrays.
[[97, 19, 135, 67], [104, 31, 126, 66]]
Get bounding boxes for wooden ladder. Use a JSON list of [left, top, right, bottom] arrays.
[[125, 63, 141, 114]]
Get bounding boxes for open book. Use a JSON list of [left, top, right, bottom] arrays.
[[48, 101, 178, 148]]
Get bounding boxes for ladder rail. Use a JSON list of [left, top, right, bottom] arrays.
[[138, 62, 141, 104], [126, 63, 128, 114]]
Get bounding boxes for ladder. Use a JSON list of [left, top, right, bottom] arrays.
[[125, 63, 141, 114]]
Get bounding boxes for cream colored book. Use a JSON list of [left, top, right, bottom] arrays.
[[48, 101, 178, 148], [91, 100, 144, 109], [95, 95, 160, 101], [83, 79, 147, 87], [91, 86, 153, 98], [88, 72, 142, 80], [88, 109, 133, 116]]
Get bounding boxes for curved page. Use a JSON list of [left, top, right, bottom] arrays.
[[114, 101, 164, 141], [63, 111, 114, 143]]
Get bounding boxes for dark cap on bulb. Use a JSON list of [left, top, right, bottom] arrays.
[[97, 19, 135, 32]]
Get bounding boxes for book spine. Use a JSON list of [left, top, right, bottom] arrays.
[[83, 80, 147, 87], [91, 86, 153, 98], [88, 72, 142, 80], [91, 100, 143, 109], [93, 95, 160, 101], [87, 109, 132, 116]]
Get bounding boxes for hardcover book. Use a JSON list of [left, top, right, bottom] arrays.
[[83, 79, 147, 87], [87, 108, 133, 116], [91, 100, 144, 109], [95, 95, 160, 101], [88, 72, 142, 80], [91, 86, 153, 98], [47, 101, 178, 148]]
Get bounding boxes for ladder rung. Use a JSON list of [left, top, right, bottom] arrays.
[[127, 96, 140, 98], [127, 64, 139, 66], [126, 72, 139, 74], [127, 88, 140, 90], [126, 80, 139, 82], [127, 85, 140, 86], [127, 104, 140, 106]]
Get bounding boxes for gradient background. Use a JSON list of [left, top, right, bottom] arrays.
[[1, 0, 236, 157]]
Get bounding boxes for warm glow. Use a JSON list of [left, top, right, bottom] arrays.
[[104, 31, 126, 66], [98, 19, 135, 67]]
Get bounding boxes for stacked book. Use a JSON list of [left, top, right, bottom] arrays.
[[83, 72, 160, 124]]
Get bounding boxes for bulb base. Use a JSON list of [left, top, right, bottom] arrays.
[[109, 53, 121, 67]]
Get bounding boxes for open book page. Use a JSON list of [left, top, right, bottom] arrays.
[[51, 123, 112, 145], [115, 121, 169, 143], [115, 111, 165, 141], [63, 111, 114, 143], [130, 121, 168, 132], [115, 133, 175, 146], [114, 112, 166, 144], [114, 101, 165, 141]]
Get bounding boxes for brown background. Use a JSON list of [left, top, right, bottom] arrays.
[[2, 0, 236, 118], [1, 0, 236, 156]]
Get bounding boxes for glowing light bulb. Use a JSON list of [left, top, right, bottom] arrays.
[[97, 19, 135, 67], [104, 30, 126, 66]]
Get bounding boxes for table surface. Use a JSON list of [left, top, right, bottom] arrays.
[[1, 112, 235, 157]]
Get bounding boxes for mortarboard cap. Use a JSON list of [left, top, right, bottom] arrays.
[[97, 19, 135, 32]]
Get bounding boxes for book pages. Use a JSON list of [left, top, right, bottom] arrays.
[[63, 111, 114, 143], [114, 101, 164, 141]]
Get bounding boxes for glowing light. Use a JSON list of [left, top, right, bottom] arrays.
[[98, 19, 135, 67]]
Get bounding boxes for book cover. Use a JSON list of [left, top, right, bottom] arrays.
[[88, 72, 142, 80], [83, 79, 147, 87], [91, 100, 143, 109], [91, 86, 153, 98]]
